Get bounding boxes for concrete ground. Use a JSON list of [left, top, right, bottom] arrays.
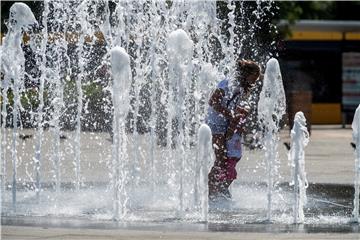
[[1, 124, 356, 185], [239, 124, 356, 185], [2, 225, 360, 240], [1, 125, 359, 240]]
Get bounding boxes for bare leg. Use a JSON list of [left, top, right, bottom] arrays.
[[211, 134, 227, 167], [208, 134, 227, 199]]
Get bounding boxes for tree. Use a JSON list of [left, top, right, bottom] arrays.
[[273, 1, 360, 37]]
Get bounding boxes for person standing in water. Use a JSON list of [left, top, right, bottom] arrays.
[[206, 59, 261, 203]]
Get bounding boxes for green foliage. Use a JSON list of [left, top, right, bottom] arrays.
[[275, 2, 303, 24], [83, 81, 103, 100], [21, 88, 40, 109], [0, 88, 40, 110], [62, 77, 105, 104], [63, 77, 77, 104], [0, 77, 105, 122], [276, 1, 336, 22], [273, 1, 360, 38], [274, 1, 360, 21]]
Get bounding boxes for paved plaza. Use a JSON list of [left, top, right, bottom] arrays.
[[1, 124, 356, 185], [1, 124, 360, 240], [2, 225, 360, 240]]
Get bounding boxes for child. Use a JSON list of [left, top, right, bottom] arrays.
[[206, 60, 261, 202], [223, 103, 250, 197], [209, 103, 250, 201]]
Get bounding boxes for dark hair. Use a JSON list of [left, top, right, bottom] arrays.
[[237, 59, 260, 79]]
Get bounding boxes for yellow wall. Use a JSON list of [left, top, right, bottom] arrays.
[[290, 31, 343, 41], [345, 32, 360, 40], [311, 103, 342, 124], [289, 31, 360, 41]]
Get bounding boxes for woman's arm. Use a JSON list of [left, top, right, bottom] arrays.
[[208, 88, 233, 120]]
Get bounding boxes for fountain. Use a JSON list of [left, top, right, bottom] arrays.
[[1, 0, 359, 232], [166, 28, 193, 215], [257, 58, 286, 222], [196, 124, 213, 222], [352, 104, 360, 222], [110, 46, 132, 220], [1, 0, 227, 221], [1, 2, 37, 211], [289, 111, 309, 224]]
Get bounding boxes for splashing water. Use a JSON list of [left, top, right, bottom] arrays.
[[3, 1, 350, 225], [352, 104, 360, 222], [258, 58, 286, 222], [110, 46, 131, 220], [166, 28, 193, 216], [196, 124, 213, 222], [290, 112, 309, 224], [2, 0, 229, 220], [1, 2, 38, 211]]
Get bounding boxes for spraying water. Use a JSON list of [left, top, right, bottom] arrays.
[[289, 111, 309, 224], [0, 42, 5, 208], [2, 1, 358, 227], [32, 0, 49, 202], [0, 43, 3, 208], [72, 1, 89, 191], [196, 124, 213, 222], [258, 58, 286, 222], [1, 2, 37, 211], [110, 46, 131, 220], [352, 104, 360, 222], [48, 2, 70, 200], [167, 29, 193, 215], [0, 1, 287, 222]]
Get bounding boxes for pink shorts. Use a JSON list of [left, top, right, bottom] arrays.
[[224, 157, 238, 180], [214, 157, 239, 181]]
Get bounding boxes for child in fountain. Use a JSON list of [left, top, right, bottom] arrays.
[[206, 60, 261, 202]]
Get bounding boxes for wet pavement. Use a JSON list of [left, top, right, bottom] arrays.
[[1, 125, 356, 185], [2, 215, 360, 233], [1, 125, 360, 239], [2, 223, 360, 239]]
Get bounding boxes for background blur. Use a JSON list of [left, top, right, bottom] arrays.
[[1, 1, 360, 130]]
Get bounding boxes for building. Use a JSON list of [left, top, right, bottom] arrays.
[[279, 20, 360, 125]]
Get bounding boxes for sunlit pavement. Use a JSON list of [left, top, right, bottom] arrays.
[[2, 125, 360, 239], [2, 225, 360, 240], [2, 125, 355, 185]]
